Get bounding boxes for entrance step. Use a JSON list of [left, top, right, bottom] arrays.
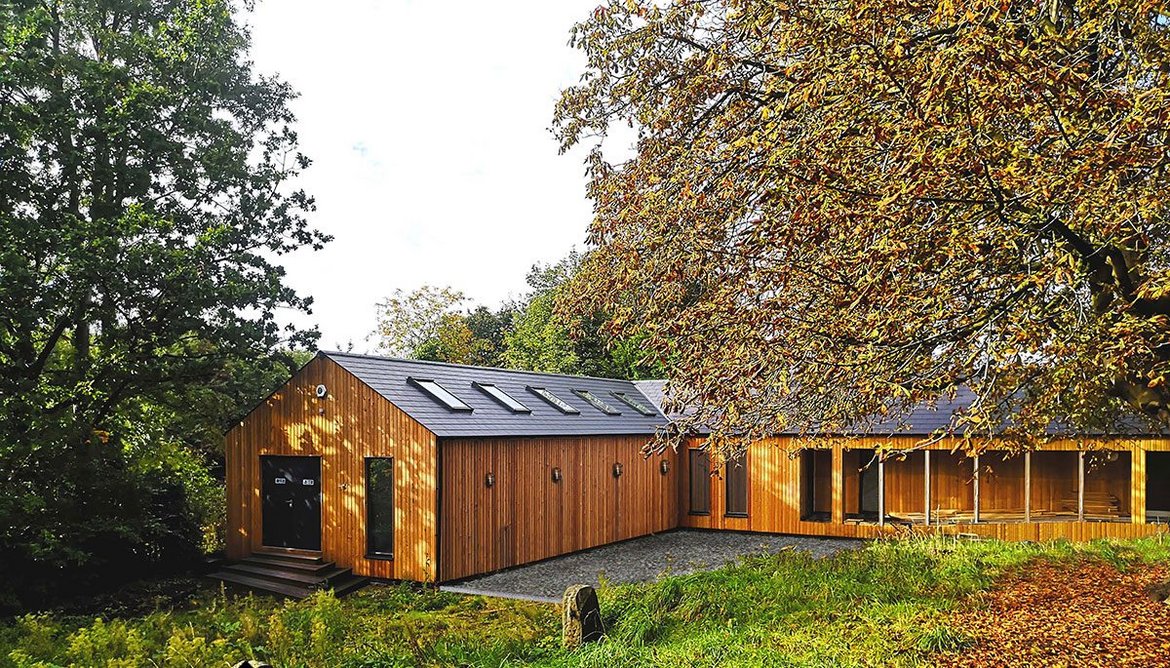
[[207, 555, 368, 599], [239, 554, 335, 574]]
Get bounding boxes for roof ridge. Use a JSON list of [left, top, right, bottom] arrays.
[[318, 350, 645, 384]]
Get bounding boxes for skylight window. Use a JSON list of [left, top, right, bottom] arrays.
[[526, 387, 580, 414], [408, 377, 472, 412], [611, 391, 658, 417], [472, 382, 531, 413], [573, 389, 621, 415]]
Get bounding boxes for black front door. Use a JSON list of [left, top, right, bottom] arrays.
[[261, 456, 321, 550]]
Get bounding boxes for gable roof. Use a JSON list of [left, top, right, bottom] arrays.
[[321, 351, 668, 438]]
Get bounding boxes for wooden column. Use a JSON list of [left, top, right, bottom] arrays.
[[1024, 451, 1032, 523], [972, 455, 981, 524], [831, 445, 845, 524], [924, 450, 932, 526], [1134, 447, 1146, 524], [1077, 450, 1086, 522], [877, 455, 885, 527]]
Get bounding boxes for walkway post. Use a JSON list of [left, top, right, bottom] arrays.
[[973, 455, 981, 524], [1134, 448, 1146, 524], [1078, 450, 1085, 522], [878, 455, 885, 527], [831, 446, 845, 524], [924, 450, 932, 526], [1024, 451, 1032, 523]]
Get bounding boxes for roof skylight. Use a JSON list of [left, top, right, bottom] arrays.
[[526, 387, 580, 414], [473, 382, 531, 413], [610, 391, 658, 416], [573, 389, 621, 415], [408, 377, 472, 412]]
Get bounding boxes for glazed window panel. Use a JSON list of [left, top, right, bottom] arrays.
[[725, 453, 748, 517], [689, 449, 711, 515], [366, 458, 395, 558]]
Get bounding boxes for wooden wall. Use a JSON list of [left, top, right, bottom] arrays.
[[979, 452, 1026, 512], [679, 436, 1170, 542], [885, 452, 926, 516], [439, 436, 679, 581], [225, 356, 439, 582], [226, 361, 1170, 586]]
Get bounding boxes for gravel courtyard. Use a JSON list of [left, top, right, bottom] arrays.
[[442, 530, 861, 601]]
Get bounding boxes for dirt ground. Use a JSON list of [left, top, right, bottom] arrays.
[[938, 560, 1170, 667]]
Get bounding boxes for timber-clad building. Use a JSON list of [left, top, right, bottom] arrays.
[[221, 351, 1170, 591]]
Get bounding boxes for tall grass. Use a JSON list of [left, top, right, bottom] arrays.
[[561, 535, 1170, 667], [3, 535, 1168, 667]]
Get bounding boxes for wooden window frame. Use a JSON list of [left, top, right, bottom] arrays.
[[365, 457, 395, 560], [688, 449, 711, 516], [725, 453, 749, 518]]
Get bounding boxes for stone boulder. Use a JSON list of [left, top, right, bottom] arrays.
[[562, 584, 604, 648]]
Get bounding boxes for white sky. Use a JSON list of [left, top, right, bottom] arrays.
[[246, 0, 609, 351]]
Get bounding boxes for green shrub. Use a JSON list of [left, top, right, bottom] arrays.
[[4, 536, 1170, 667]]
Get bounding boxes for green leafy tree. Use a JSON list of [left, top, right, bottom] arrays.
[[374, 286, 468, 357], [555, 0, 1170, 452], [506, 251, 664, 379], [374, 287, 517, 367], [0, 0, 326, 608], [504, 288, 580, 374]]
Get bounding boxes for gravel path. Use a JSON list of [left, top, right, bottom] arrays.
[[444, 530, 861, 601]]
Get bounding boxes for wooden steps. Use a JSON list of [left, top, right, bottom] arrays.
[[207, 553, 368, 599]]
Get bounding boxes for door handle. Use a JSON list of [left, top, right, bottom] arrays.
[[287, 499, 294, 508]]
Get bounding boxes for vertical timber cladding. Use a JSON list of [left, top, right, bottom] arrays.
[[438, 435, 680, 582], [677, 436, 1170, 541], [225, 356, 439, 581]]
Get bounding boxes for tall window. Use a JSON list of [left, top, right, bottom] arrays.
[[689, 449, 711, 515], [725, 454, 749, 517], [800, 449, 832, 522], [366, 458, 394, 558]]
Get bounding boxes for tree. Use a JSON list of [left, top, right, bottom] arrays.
[[0, 0, 325, 608], [554, 1, 1170, 453], [374, 286, 468, 356], [505, 251, 665, 379], [374, 287, 516, 366]]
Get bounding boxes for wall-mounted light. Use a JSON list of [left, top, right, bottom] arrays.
[[551, 467, 563, 483], [613, 462, 624, 478], [659, 460, 670, 475], [485, 472, 495, 488]]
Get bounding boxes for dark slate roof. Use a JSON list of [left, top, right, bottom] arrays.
[[322, 351, 669, 438], [866, 385, 978, 436], [630, 383, 1160, 437], [632, 380, 666, 413]]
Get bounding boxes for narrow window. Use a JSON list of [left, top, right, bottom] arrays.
[[527, 386, 580, 414], [366, 457, 394, 558], [611, 391, 658, 416], [725, 453, 749, 517], [408, 377, 472, 412], [689, 449, 711, 515], [572, 389, 621, 415], [472, 382, 531, 413], [800, 449, 832, 522]]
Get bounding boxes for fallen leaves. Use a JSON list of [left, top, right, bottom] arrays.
[[937, 560, 1170, 667]]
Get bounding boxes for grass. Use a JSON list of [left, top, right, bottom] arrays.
[[3, 535, 1170, 667]]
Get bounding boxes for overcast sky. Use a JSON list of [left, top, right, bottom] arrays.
[[246, 1, 608, 351]]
